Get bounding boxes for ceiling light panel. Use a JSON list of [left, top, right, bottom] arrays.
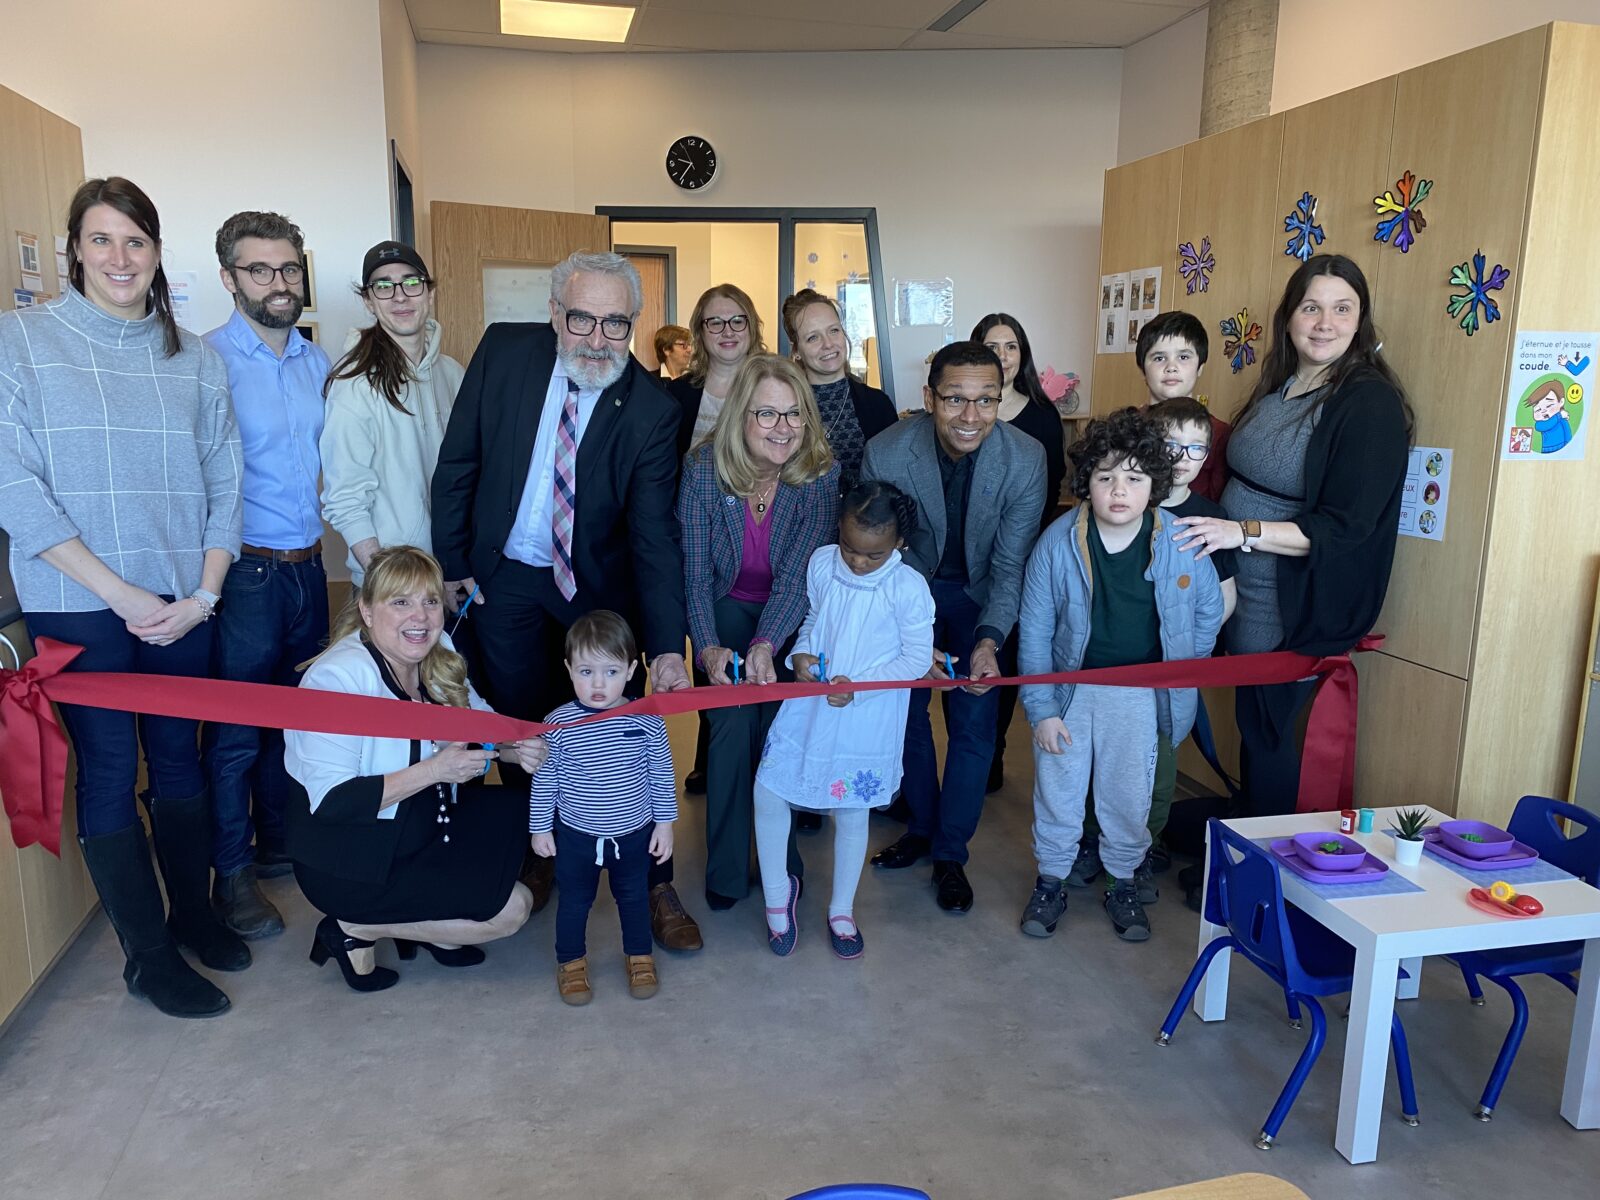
[[500, 0, 636, 42]]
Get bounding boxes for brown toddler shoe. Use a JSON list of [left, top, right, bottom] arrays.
[[557, 957, 592, 1006], [624, 953, 659, 999]]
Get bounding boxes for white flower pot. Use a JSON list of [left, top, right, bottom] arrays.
[[1393, 836, 1425, 867]]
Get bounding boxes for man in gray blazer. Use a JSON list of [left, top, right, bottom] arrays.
[[863, 341, 1046, 912]]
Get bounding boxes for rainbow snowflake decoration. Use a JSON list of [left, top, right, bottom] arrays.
[[1373, 171, 1432, 253], [1177, 237, 1215, 294], [1283, 191, 1325, 261], [1219, 309, 1263, 373], [1446, 251, 1510, 337]]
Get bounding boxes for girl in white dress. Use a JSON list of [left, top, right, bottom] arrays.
[[753, 482, 935, 958]]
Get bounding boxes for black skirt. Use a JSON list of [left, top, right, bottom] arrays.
[[295, 780, 527, 926]]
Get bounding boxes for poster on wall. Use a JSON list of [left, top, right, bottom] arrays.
[[893, 278, 954, 330], [1099, 272, 1128, 353], [1501, 329, 1594, 461], [167, 270, 198, 331], [1397, 446, 1451, 542]]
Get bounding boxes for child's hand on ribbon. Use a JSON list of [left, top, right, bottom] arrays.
[[825, 675, 854, 708], [529, 832, 556, 858], [791, 653, 821, 682], [927, 648, 959, 681], [1033, 717, 1072, 754]]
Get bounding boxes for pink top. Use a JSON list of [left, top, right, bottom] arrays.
[[728, 503, 774, 603]]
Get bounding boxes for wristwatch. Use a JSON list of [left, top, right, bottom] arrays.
[[1239, 520, 1262, 552], [190, 588, 220, 619]]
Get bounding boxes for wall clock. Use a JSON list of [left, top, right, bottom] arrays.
[[666, 135, 717, 191]]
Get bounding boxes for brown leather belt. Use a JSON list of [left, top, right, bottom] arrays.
[[240, 540, 321, 564]]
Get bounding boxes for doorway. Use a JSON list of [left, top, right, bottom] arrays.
[[615, 244, 677, 374]]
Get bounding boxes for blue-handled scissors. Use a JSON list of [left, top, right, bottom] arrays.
[[816, 653, 827, 683], [730, 651, 743, 685], [449, 582, 482, 637], [944, 651, 956, 680], [480, 742, 495, 777]]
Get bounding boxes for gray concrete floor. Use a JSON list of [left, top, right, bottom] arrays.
[[1, 711, 1597, 1200]]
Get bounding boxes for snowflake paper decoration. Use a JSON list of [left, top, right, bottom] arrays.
[[1283, 191, 1325, 261], [1219, 309, 1263, 373], [1177, 237, 1215, 294], [1373, 171, 1433, 253], [1446, 250, 1510, 337]]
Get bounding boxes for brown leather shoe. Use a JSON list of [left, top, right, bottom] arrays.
[[649, 882, 703, 951], [521, 852, 555, 915], [625, 953, 659, 999], [557, 957, 592, 1006]]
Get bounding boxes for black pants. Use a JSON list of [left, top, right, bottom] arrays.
[[1235, 680, 1319, 818], [470, 559, 672, 887], [554, 820, 653, 962]]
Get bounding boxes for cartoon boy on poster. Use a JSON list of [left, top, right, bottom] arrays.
[[1529, 382, 1573, 453]]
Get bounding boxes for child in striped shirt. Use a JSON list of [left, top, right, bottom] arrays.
[[530, 611, 676, 1006]]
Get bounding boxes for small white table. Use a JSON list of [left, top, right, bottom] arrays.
[[1194, 806, 1600, 1164]]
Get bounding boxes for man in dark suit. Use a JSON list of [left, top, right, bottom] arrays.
[[431, 250, 700, 951], [862, 342, 1046, 913]]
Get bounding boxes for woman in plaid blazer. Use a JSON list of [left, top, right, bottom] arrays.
[[677, 355, 840, 908]]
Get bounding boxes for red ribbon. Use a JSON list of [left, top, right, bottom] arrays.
[[0, 635, 1380, 856]]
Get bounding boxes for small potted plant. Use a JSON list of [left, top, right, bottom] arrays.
[[1388, 808, 1431, 866]]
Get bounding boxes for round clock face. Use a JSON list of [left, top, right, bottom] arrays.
[[666, 136, 717, 191]]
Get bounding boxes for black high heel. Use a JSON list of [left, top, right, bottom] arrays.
[[395, 939, 486, 967], [309, 916, 399, 992]]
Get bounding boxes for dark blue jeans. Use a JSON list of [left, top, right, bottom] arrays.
[[202, 553, 329, 874], [553, 819, 655, 962], [25, 606, 212, 837], [901, 577, 1001, 864]]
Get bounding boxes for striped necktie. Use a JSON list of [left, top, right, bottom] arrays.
[[552, 378, 579, 601]]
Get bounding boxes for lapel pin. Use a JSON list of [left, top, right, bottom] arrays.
[[614, 396, 622, 406]]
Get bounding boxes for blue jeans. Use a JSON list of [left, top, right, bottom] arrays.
[[553, 819, 654, 962], [901, 577, 1001, 864], [24, 606, 212, 837], [203, 553, 329, 874]]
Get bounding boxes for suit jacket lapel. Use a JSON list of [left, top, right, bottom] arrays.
[[909, 419, 946, 561], [717, 476, 745, 568], [508, 334, 554, 514], [575, 363, 634, 498], [966, 432, 1005, 566]]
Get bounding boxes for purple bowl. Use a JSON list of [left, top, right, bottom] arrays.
[[1291, 831, 1368, 871], [1439, 819, 1516, 860]]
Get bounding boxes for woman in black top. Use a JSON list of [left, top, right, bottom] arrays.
[[782, 289, 896, 492], [668, 282, 767, 460], [972, 312, 1067, 792], [1172, 254, 1410, 816]]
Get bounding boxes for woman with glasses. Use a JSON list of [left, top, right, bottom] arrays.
[[0, 178, 244, 1018], [677, 355, 839, 908], [668, 283, 767, 459], [321, 241, 464, 586], [782, 288, 896, 493]]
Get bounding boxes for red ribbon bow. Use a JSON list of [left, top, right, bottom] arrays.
[[0, 639, 83, 856]]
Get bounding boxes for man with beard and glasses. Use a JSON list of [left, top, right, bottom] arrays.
[[201, 211, 332, 939], [432, 250, 702, 952]]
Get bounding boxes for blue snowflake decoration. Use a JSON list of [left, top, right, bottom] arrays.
[[1283, 191, 1325, 261], [1178, 237, 1215, 294], [1446, 250, 1511, 337]]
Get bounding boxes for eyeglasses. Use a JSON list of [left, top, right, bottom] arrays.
[[1164, 439, 1210, 461], [367, 275, 429, 300], [234, 261, 304, 286], [670, 339, 691, 349], [935, 394, 999, 413], [751, 408, 805, 430], [562, 308, 634, 341], [702, 315, 749, 334]]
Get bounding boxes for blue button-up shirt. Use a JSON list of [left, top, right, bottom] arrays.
[[204, 310, 331, 549]]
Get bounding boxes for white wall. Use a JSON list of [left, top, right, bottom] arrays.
[[379, 0, 425, 259], [1117, 8, 1208, 164], [417, 44, 1122, 405], [1271, 0, 1599, 111], [0, 0, 391, 353]]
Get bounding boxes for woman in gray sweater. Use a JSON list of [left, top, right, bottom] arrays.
[[0, 178, 245, 1018]]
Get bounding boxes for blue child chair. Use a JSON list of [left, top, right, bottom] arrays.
[[1449, 794, 1600, 1121], [787, 1188, 930, 1200], [1155, 819, 1420, 1149]]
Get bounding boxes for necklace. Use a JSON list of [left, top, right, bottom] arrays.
[[750, 479, 777, 513]]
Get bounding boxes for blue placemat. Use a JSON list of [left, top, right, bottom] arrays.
[[1252, 838, 1426, 899], [1380, 830, 1577, 886]]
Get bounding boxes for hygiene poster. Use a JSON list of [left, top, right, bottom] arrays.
[[1501, 330, 1594, 461]]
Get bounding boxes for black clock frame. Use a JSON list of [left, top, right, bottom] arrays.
[[666, 136, 718, 191]]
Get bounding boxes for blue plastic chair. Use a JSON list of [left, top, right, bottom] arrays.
[[1449, 795, 1600, 1121], [1156, 820, 1420, 1149], [787, 1188, 929, 1200]]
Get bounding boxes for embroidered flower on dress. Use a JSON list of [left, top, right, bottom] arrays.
[[829, 779, 848, 801], [851, 771, 883, 803]]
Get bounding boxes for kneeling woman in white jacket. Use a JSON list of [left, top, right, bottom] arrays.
[[321, 241, 464, 585]]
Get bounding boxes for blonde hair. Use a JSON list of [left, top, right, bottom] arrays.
[[687, 283, 767, 384], [708, 354, 834, 496], [324, 546, 470, 708]]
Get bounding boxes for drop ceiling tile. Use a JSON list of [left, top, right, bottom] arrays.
[[626, 9, 912, 51], [640, 0, 948, 27], [959, 0, 1197, 44]]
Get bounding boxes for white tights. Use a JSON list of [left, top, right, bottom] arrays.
[[753, 781, 869, 935]]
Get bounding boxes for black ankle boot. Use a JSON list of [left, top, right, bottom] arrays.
[[79, 823, 230, 1019], [146, 791, 250, 971]]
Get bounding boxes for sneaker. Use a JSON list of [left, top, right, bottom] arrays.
[[1133, 853, 1159, 905], [1065, 838, 1102, 888], [1020, 876, 1068, 937], [1104, 878, 1151, 942]]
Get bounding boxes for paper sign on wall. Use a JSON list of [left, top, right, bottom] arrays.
[[1100, 267, 1162, 354], [16, 232, 39, 276], [167, 271, 198, 331], [1398, 446, 1451, 541], [893, 278, 954, 329], [1501, 330, 1594, 461]]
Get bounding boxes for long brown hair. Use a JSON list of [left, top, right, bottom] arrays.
[[686, 282, 766, 385], [1234, 254, 1412, 438], [708, 354, 834, 494], [324, 312, 428, 413], [66, 178, 182, 358]]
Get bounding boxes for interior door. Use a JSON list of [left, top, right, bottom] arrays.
[[622, 252, 671, 372], [430, 201, 611, 366]]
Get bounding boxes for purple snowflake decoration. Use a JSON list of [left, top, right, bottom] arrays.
[[1373, 171, 1432, 253], [1446, 250, 1511, 337], [1178, 237, 1215, 294], [1283, 191, 1325, 261]]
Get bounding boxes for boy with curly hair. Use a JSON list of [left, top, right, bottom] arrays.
[[1017, 408, 1223, 942]]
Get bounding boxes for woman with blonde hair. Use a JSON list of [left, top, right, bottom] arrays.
[[669, 282, 768, 458], [782, 288, 896, 493], [285, 546, 549, 991], [677, 355, 840, 907]]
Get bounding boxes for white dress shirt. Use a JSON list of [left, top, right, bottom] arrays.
[[505, 358, 602, 567]]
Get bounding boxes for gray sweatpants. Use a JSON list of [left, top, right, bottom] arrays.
[[1032, 684, 1158, 882]]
